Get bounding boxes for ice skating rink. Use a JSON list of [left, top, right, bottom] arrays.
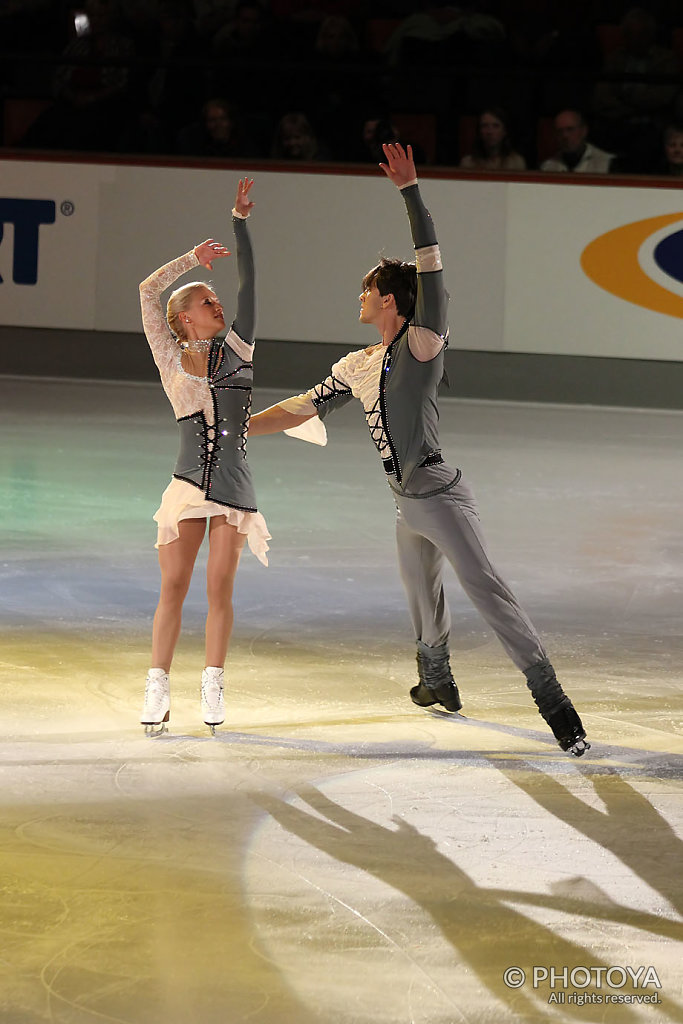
[[1, 375, 682, 1024]]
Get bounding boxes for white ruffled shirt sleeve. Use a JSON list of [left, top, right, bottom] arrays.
[[279, 393, 327, 445]]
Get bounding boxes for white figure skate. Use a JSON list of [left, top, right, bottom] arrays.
[[141, 669, 170, 736], [201, 667, 225, 736]]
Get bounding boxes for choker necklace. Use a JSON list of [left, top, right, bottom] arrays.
[[179, 338, 214, 352]]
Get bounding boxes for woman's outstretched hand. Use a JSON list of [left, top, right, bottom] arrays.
[[379, 142, 417, 188], [234, 177, 255, 217], [193, 238, 231, 270]]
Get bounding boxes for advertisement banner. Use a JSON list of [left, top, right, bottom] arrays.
[[505, 182, 683, 361], [0, 161, 106, 330], [2, 157, 683, 364]]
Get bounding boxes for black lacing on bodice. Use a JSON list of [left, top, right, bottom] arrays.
[[312, 375, 352, 408], [366, 398, 386, 454]]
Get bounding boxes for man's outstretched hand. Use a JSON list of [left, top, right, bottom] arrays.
[[379, 142, 417, 188]]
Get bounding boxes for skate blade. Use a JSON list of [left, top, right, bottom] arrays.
[[144, 721, 168, 737], [205, 721, 224, 736]]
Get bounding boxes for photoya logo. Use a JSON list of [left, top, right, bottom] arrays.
[[0, 197, 58, 285], [581, 212, 683, 319]]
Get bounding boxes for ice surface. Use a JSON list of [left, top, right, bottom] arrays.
[[0, 378, 681, 1023]]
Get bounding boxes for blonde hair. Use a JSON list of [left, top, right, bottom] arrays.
[[166, 281, 214, 341]]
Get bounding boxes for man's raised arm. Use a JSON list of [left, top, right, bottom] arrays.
[[379, 142, 448, 356]]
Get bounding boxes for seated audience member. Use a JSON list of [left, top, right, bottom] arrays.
[[459, 107, 526, 171], [540, 109, 614, 173], [351, 114, 401, 162], [650, 121, 683, 176], [593, 7, 678, 173], [346, 113, 426, 165], [175, 97, 258, 157], [270, 111, 328, 160]]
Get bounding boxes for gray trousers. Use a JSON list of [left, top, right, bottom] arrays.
[[393, 466, 546, 672]]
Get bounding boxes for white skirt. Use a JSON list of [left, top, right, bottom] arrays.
[[153, 478, 271, 566]]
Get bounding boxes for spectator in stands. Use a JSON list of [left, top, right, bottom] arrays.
[[347, 113, 426, 165], [540, 109, 614, 173], [459, 107, 526, 171], [650, 121, 683, 176], [175, 97, 259, 157], [354, 114, 400, 162], [593, 7, 678, 173], [271, 111, 327, 160]]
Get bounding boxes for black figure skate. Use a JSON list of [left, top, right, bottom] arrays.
[[524, 659, 590, 756], [411, 640, 463, 713]]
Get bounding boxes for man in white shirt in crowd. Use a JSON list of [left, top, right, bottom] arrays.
[[541, 109, 614, 174]]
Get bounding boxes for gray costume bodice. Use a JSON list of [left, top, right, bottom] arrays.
[[174, 340, 257, 511]]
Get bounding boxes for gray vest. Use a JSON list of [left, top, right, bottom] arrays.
[[382, 323, 445, 492], [174, 340, 257, 512]]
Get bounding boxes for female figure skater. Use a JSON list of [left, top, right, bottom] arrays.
[[138, 177, 268, 735]]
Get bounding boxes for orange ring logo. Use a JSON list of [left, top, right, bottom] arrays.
[[581, 213, 683, 319]]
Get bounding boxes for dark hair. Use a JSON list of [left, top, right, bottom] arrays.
[[362, 257, 417, 318], [472, 106, 515, 160]]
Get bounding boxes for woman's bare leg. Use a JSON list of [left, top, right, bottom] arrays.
[[205, 515, 246, 667], [152, 518, 206, 671]]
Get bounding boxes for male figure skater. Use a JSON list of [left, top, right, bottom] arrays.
[[249, 143, 590, 756]]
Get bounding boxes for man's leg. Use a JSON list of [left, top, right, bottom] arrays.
[[412, 479, 546, 670], [397, 478, 589, 755], [395, 505, 461, 712]]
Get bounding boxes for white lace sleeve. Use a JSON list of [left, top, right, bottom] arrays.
[[139, 251, 199, 383]]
